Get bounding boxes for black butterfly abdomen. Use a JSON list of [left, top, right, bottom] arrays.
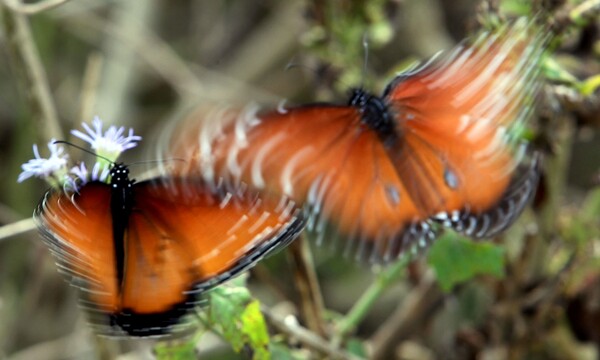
[[109, 164, 135, 290]]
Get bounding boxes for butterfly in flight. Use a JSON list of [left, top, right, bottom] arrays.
[[165, 20, 548, 263], [28, 121, 304, 337]]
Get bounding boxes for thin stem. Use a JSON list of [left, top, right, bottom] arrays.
[[58, 11, 280, 103], [552, 0, 600, 32], [370, 272, 441, 360], [570, 0, 600, 24], [66, 12, 203, 101], [261, 305, 361, 360], [3, 0, 70, 15], [78, 52, 104, 126], [93, 1, 157, 123], [2, 3, 63, 143], [288, 235, 327, 336], [334, 255, 411, 341], [0, 218, 37, 243]]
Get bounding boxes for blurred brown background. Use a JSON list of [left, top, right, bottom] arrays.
[[0, 0, 598, 359]]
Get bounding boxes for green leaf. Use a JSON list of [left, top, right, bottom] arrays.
[[569, 1, 600, 26], [241, 300, 270, 360], [428, 233, 505, 292], [498, 0, 532, 16], [154, 333, 203, 360], [207, 283, 271, 359], [346, 338, 368, 358], [268, 343, 297, 360], [578, 74, 600, 96], [542, 57, 579, 85], [208, 286, 251, 351], [542, 58, 600, 96]]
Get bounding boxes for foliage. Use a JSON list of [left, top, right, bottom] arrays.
[[207, 278, 271, 360], [428, 234, 505, 292]]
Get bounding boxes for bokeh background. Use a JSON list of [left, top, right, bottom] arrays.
[[0, 0, 599, 359]]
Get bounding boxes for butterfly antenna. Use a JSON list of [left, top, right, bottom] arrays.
[[53, 140, 115, 164], [285, 58, 320, 75], [361, 32, 370, 88]]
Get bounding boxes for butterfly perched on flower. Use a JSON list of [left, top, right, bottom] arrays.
[[164, 19, 547, 263], [21, 117, 304, 336]]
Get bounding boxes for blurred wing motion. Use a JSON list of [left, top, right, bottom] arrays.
[[167, 105, 418, 262], [381, 20, 546, 237], [35, 177, 303, 336], [165, 20, 547, 263]]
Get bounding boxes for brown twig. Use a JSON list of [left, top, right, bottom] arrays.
[[2, 3, 63, 143], [63, 11, 203, 102], [261, 305, 361, 360], [55, 9, 282, 103], [552, 0, 600, 32], [216, 1, 304, 84], [370, 272, 443, 360], [78, 52, 104, 126], [287, 235, 327, 337], [0, 218, 37, 243], [93, 1, 158, 123], [3, 0, 69, 15]]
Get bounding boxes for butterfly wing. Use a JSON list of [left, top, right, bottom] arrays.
[[117, 178, 304, 336], [36, 183, 121, 313], [167, 105, 435, 263], [383, 20, 547, 237], [35, 179, 304, 336]]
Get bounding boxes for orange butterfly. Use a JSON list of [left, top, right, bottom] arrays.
[[166, 20, 547, 263], [31, 125, 303, 336]]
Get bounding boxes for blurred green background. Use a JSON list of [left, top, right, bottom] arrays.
[[0, 0, 599, 359]]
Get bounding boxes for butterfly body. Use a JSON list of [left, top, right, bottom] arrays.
[[108, 163, 134, 291], [349, 88, 397, 145]]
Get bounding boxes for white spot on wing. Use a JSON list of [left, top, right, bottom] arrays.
[[307, 174, 324, 206], [248, 211, 271, 234], [226, 144, 243, 179], [251, 133, 286, 189], [278, 200, 296, 222], [280, 146, 315, 196], [219, 192, 233, 209], [227, 215, 249, 236], [466, 117, 492, 142], [277, 99, 289, 114]]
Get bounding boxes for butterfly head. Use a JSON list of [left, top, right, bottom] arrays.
[[348, 88, 397, 145], [110, 163, 135, 189]]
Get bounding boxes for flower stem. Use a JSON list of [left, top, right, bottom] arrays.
[[334, 255, 410, 341]]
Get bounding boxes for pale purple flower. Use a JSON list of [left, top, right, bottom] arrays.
[[70, 162, 110, 184], [64, 162, 110, 191], [18, 139, 68, 183], [71, 116, 141, 161], [69, 162, 89, 182]]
